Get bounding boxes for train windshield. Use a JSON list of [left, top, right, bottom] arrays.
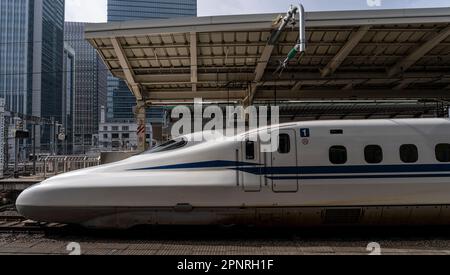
[[145, 138, 188, 154]]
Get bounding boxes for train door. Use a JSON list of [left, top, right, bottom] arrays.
[[271, 130, 299, 192], [240, 138, 262, 192]]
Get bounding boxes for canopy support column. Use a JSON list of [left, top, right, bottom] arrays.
[[135, 101, 147, 153]]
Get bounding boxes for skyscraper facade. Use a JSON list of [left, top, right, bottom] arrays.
[[0, 0, 34, 115], [62, 42, 75, 154], [0, 0, 65, 152], [64, 22, 108, 154], [108, 0, 197, 22], [107, 0, 197, 123], [34, 0, 65, 152]]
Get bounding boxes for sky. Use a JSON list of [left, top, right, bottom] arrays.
[[65, 0, 450, 23]]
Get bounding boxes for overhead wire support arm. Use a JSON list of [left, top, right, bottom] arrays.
[[275, 3, 307, 75], [244, 3, 307, 105], [268, 5, 299, 46]]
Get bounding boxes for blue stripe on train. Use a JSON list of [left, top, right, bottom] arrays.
[[130, 160, 261, 171], [237, 164, 450, 175], [268, 173, 450, 180], [130, 160, 450, 177]]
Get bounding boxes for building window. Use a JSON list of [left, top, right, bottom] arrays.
[[278, 134, 291, 154], [112, 126, 119, 131], [122, 133, 130, 139], [436, 144, 450, 162], [112, 133, 119, 139], [329, 146, 347, 165], [122, 126, 129, 131], [112, 141, 120, 148], [103, 126, 108, 131], [365, 145, 383, 164], [400, 144, 418, 163], [103, 134, 108, 139]]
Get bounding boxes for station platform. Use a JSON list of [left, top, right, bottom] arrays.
[[2, 226, 450, 255]]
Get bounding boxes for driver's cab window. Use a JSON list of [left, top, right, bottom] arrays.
[[144, 138, 188, 154]]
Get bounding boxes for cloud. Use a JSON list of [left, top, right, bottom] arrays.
[[65, 0, 107, 23], [65, 0, 450, 22], [198, 0, 450, 16]]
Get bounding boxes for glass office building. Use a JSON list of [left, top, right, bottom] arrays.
[[62, 43, 75, 154], [38, 0, 65, 123], [108, 0, 197, 22], [34, 0, 65, 152], [0, 0, 65, 152], [0, 0, 34, 115], [64, 22, 108, 154], [107, 0, 197, 122]]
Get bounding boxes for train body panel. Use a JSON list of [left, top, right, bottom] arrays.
[[15, 118, 450, 228]]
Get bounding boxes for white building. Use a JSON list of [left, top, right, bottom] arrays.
[[98, 107, 153, 152]]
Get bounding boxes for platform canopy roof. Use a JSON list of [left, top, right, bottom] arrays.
[[86, 8, 450, 106]]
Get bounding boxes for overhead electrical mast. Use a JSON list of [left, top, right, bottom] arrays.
[[272, 3, 307, 75]]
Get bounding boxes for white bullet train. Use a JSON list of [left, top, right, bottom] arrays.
[[16, 118, 450, 229]]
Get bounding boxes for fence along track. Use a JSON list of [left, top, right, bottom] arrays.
[[4, 155, 101, 179], [38, 155, 101, 178]]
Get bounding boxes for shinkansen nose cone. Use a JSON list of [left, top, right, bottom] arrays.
[[14, 161, 141, 225], [15, 167, 105, 224], [16, 182, 55, 222]]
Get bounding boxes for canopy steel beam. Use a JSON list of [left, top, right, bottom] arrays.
[[388, 25, 450, 77], [291, 82, 303, 92], [111, 37, 143, 100], [244, 44, 275, 106], [85, 8, 450, 39], [342, 83, 355, 90], [143, 89, 450, 102], [342, 80, 368, 90], [145, 90, 247, 102], [321, 25, 371, 77], [131, 72, 450, 88], [393, 79, 417, 90], [95, 42, 450, 53], [135, 73, 254, 83], [255, 89, 450, 100]]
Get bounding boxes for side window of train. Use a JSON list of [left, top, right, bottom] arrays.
[[329, 146, 347, 165], [278, 134, 291, 154], [436, 144, 450, 162], [400, 144, 418, 163], [365, 145, 383, 164], [246, 140, 255, 160]]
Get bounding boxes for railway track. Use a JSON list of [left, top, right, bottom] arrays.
[[0, 205, 66, 233], [0, 218, 66, 233]]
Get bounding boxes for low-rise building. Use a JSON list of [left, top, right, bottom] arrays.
[[98, 107, 153, 152]]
